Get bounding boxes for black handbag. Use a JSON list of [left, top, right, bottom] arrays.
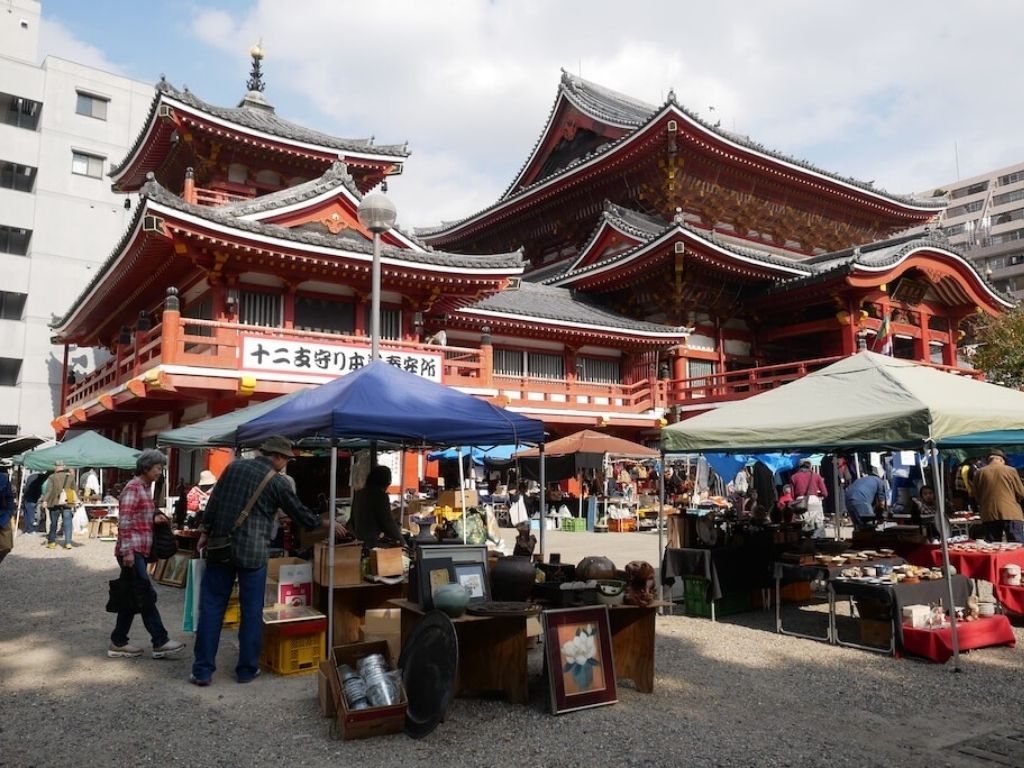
[[106, 569, 156, 614], [149, 521, 178, 561]]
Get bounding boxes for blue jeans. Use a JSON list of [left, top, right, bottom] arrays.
[[191, 561, 267, 682], [22, 501, 37, 533], [111, 556, 169, 648], [847, 500, 875, 529], [47, 506, 72, 545], [985, 520, 1024, 543]]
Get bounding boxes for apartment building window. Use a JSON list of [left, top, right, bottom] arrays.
[[992, 189, 1024, 207], [946, 200, 984, 218], [950, 181, 989, 199], [0, 291, 26, 320], [75, 91, 108, 120], [240, 290, 282, 327], [943, 223, 964, 237], [0, 92, 42, 130], [0, 160, 37, 193], [577, 356, 620, 384], [0, 357, 21, 386], [989, 228, 1024, 246], [0, 225, 31, 255], [295, 295, 354, 334], [997, 170, 1024, 187], [993, 209, 1024, 226], [71, 151, 105, 178]]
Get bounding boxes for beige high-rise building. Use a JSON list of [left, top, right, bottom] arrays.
[[917, 161, 1024, 299]]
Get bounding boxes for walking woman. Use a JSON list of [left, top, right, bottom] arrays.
[[108, 449, 186, 659]]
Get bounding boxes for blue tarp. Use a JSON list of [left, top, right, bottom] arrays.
[[427, 445, 519, 464], [236, 361, 545, 447]]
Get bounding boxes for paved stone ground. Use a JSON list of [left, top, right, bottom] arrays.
[[1, 528, 1022, 768]]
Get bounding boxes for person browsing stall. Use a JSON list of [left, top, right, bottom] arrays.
[[108, 450, 186, 659], [844, 470, 887, 530], [190, 436, 347, 686], [790, 460, 828, 536], [351, 464, 403, 545], [972, 449, 1024, 543]]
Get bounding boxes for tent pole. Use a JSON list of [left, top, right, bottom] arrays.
[[539, 445, 546, 559], [398, 447, 406, 533], [327, 441, 338, 651], [930, 441, 962, 672], [457, 447, 467, 544], [832, 453, 842, 541], [658, 449, 665, 610]]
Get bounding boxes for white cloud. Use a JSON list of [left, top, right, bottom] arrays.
[[186, 1, 1024, 226], [37, 15, 125, 74]]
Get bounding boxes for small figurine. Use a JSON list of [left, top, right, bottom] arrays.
[[965, 594, 980, 622]]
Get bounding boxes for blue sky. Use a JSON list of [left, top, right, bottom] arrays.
[[37, 1, 1024, 229]]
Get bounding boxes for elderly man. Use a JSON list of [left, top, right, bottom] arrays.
[[972, 449, 1024, 543], [41, 460, 76, 550], [190, 435, 347, 686]]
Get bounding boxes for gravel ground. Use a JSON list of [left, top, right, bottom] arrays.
[[2, 530, 1022, 768]]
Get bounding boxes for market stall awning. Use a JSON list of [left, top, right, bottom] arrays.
[[427, 445, 519, 465], [514, 429, 658, 459], [0, 435, 47, 459], [158, 392, 304, 448], [662, 351, 1024, 453], [18, 431, 140, 471]]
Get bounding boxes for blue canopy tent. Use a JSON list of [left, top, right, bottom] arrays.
[[426, 445, 519, 464], [235, 360, 546, 647]]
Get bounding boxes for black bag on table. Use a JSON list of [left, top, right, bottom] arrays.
[[106, 569, 156, 614]]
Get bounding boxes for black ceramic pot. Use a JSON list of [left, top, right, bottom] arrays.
[[491, 556, 536, 601]]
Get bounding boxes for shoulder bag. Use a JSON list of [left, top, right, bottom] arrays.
[[205, 469, 277, 567], [149, 520, 178, 561]]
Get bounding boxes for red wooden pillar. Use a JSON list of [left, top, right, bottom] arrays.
[[916, 309, 932, 363], [283, 284, 296, 330]]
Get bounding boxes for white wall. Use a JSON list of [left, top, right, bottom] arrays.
[[0, 0, 41, 64]]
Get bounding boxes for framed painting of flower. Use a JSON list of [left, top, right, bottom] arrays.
[[542, 606, 617, 714]]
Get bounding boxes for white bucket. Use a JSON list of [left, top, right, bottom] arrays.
[[1001, 564, 1022, 586]]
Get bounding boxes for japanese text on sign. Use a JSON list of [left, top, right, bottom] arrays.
[[241, 336, 443, 382]]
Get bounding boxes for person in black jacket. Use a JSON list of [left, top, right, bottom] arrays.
[[21, 470, 48, 534]]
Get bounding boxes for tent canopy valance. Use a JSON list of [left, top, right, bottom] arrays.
[[514, 429, 658, 482], [662, 351, 1024, 454], [17, 430, 140, 471], [158, 392, 304, 448]]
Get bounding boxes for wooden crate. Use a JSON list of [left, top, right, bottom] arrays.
[[608, 518, 637, 533], [328, 641, 407, 740], [314, 542, 363, 587]]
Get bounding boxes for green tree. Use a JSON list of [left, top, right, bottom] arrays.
[[972, 305, 1024, 387]]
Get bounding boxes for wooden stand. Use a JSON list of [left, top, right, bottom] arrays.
[[313, 581, 407, 645], [390, 599, 530, 704], [607, 604, 664, 693]]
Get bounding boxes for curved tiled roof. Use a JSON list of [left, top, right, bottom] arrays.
[[459, 281, 690, 336], [218, 161, 363, 216], [424, 73, 943, 240], [546, 203, 812, 286], [111, 79, 409, 178]]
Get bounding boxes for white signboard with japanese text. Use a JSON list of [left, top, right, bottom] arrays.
[[241, 336, 443, 382]]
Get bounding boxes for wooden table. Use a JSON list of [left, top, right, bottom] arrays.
[[313, 581, 407, 645], [605, 603, 665, 693], [390, 599, 530, 704]]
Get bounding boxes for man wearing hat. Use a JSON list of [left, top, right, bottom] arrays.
[[0, 460, 14, 565], [972, 449, 1024, 543], [190, 435, 347, 686], [40, 460, 76, 550]]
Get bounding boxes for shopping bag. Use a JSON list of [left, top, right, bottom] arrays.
[[509, 497, 528, 526], [72, 505, 89, 534], [182, 558, 205, 632]]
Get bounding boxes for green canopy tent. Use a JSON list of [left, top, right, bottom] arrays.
[[17, 430, 140, 471], [157, 392, 303, 448], [661, 350, 1024, 671]]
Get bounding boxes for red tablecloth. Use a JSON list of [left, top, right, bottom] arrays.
[[900, 615, 1016, 663], [928, 547, 1024, 614]]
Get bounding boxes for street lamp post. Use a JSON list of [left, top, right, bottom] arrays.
[[357, 193, 398, 359]]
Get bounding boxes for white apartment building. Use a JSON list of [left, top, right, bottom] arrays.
[[0, 0, 153, 444], [918, 161, 1024, 300]]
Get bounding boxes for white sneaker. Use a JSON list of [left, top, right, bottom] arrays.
[[108, 642, 143, 658], [152, 640, 186, 659]]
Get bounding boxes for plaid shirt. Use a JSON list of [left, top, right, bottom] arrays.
[[201, 456, 321, 569], [115, 476, 154, 559]]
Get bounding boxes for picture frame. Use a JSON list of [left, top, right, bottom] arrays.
[[453, 561, 490, 603], [149, 558, 168, 582], [416, 543, 487, 566], [418, 556, 454, 610], [542, 606, 617, 715], [158, 550, 191, 588]]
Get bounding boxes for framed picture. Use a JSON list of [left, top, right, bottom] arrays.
[[453, 561, 490, 603], [542, 606, 617, 715], [149, 558, 168, 582], [416, 543, 487, 566], [158, 550, 191, 588], [418, 556, 454, 610]]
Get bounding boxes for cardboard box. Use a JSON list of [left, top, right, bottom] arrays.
[[359, 629, 401, 661], [437, 489, 478, 509], [318, 660, 336, 718], [314, 541, 363, 587], [859, 618, 893, 648], [902, 604, 931, 629], [265, 557, 313, 606], [362, 608, 401, 634], [328, 641, 407, 740], [369, 547, 404, 578]]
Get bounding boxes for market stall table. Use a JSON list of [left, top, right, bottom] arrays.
[[926, 545, 1024, 614], [830, 575, 973, 655], [390, 599, 530, 704], [900, 615, 1016, 663], [315, 581, 408, 644], [663, 538, 775, 619]]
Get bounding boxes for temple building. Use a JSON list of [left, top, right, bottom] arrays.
[[51, 62, 1011, 474]]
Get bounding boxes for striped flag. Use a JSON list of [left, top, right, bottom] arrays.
[[874, 313, 894, 356]]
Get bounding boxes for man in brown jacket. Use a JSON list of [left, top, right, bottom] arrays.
[[41, 461, 76, 550], [972, 449, 1024, 543]]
